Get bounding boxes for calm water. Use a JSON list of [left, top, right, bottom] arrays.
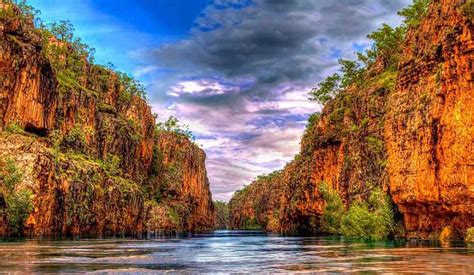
[[0, 230, 473, 273]]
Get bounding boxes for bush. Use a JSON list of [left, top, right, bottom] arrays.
[[465, 227, 474, 243], [462, 0, 474, 18], [214, 200, 230, 229], [0, 159, 33, 234], [100, 154, 121, 176], [319, 183, 345, 234], [319, 184, 395, 240], [5, 122, 24, 134], [341, 188, 394, 240], [62, 124, 94, 153], [360, 24, 405, 69]]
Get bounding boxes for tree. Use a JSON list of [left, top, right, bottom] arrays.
[[48, 20, 75, 42], [363, 24, 405, 69], [309, 59, 363, 104], [157, 116, 195, 140], [398, 0, 432, 28], [214, 201, 230, 229]]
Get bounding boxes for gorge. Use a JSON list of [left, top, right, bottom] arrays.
[[0, 0, 473, 242]]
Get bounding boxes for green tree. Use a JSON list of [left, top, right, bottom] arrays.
[[0, 159, 33, 235], [48, 20, 75, 42], [157, 116, 195, 140], [214, 201, 230, 229], [398, 0, 432, 28], [319, 183, 345, 234], [309, 59, 363, 104]]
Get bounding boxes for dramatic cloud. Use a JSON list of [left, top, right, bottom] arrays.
[[141, 0, 410, 201]]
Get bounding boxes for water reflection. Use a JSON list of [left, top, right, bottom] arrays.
[[0, 230, 472, 273]]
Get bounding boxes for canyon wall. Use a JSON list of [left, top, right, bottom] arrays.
[[230, 0, 473, 239], [0, 2, 214, 236]]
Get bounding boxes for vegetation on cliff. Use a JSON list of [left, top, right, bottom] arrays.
[[0, 0, 215, 236], [214, 201, 230, 229], [0, 159, 33, 235], [230, 0, 473, 240]]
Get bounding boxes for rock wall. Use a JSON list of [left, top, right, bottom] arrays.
[[0, 2, 215, 236], [385, 0, 474, 238], [229, 0, 473, 239]]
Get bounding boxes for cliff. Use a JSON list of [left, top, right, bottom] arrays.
[[229, 0, 473, 239], [0, 1, 214, 236], [385, 0, 474, 238]]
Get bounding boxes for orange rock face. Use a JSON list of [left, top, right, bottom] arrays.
[[230, 0, 473, 238], [148, 132, 215, 232], [0, 3, 215, 236], [385, 0, 474, 238]]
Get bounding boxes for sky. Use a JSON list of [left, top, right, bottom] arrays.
[[29, 0, 411, 201]]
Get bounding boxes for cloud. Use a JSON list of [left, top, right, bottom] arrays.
[[143, 0, 410, 201]]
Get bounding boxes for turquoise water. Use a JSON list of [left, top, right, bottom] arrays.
[[0, 230, 473, 273]]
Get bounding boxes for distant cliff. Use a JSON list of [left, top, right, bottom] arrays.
[[230, 0, 473, 239], [0, 1, 214, 236]]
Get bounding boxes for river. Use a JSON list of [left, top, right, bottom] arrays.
[[0, 230, 473, 273]]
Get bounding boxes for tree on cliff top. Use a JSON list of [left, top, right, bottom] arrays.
[[309, 0, 432, 105], [156, 116, 195, 141]]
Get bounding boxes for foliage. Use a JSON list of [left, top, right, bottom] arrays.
[[398, 0, 432, 28], [462, 0, 474, 19], [319, 183, 345, 234], [100, 154, 121, 177], [367, 136, 385, 154], [242, 217, 261, 230], [0, 159, 33, 234], [340, 188, 394, 240], [309, 59, 364, 104], [157, 116, 195, 140], [214, 200, 230, 229], [5, 122, 25, 134], [8, 2, 148, 101], [61, 124, 92, 153], [117, 72, 147, 103], [306, 112, 320, 132], [0, 3, 16, 20], [319, 183, 395, 240], [465, 227, 474, 243], [359, 24, 405, 69]]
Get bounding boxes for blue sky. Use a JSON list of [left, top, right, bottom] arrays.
[[29, 0, 410, 201]]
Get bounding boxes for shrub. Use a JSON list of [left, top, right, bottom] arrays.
[[214, 200, 230, 229], [5, 122, 24, 134], [319, 183, 395, 240], [62, 124, 94, 153], [462, 0, 474, 19], [5, 189, 33, 234], [341, 188, 394, 240], [0, 159, 33, 234], [100, 154, 121, 176], [367, 136, 385, 154], [319, 183, 345, 234], [465, 227, 474, 243]]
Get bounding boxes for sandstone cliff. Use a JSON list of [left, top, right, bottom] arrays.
[[0, 1, 214, 236], [230, 0, 473, 239]]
